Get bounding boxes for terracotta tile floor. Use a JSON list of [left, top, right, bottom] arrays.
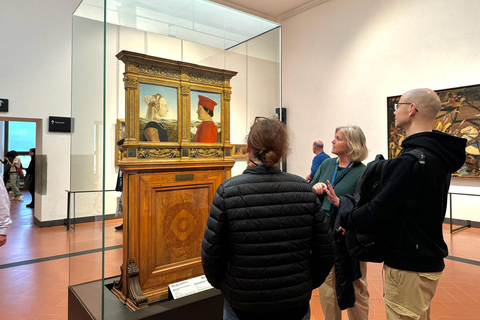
[[1, 191, 480, 319]]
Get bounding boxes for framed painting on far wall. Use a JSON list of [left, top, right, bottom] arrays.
[[387, 84, 480, 178], [232, 144, 247, 160]]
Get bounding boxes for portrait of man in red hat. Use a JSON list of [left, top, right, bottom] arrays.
[[193, 94, 219, 143]]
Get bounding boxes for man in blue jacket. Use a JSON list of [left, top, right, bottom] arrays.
[[340, 88, 466, 319], [306, 140, 330, 182]]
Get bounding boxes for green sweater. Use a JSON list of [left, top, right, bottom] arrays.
[[310, 157, 366, 214]]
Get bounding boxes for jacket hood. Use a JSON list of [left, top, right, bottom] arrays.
[[401, 130, 466, 173]]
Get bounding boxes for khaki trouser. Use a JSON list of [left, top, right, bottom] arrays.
[[384, 265, 442, 320], [319, 261, 369, 320]]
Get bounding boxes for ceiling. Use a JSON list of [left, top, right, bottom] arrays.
[[209, 0, 328, 22], [73, 0, 326, 49], [74, 0, 282, 49]]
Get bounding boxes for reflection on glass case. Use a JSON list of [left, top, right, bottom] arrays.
[[69, 0, 281, 318]]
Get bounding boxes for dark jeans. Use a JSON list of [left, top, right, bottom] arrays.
[[223, 299, 310, 320]]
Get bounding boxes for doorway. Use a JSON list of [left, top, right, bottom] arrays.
[[0, 117, 42, 225]]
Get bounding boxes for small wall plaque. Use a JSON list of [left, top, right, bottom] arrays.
[[0, 99, 8, 112], [49, 116, 73, 132]]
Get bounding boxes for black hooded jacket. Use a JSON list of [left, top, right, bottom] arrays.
[[201, 165, 334, 316], [345, 131, 466, 272]]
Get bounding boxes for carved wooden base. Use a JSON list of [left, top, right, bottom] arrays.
[[113, 265, 123, 291], [117, 161, 233, 310], [126, 260, 148, 310], [111, 287, 126, 304], [111, 264, 127, 306], [111, 261, 149, 311]]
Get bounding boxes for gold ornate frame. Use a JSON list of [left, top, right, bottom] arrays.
[[232, 144, 247, 160], [116, 50, 237, 163], [115, 118, 125, 166]]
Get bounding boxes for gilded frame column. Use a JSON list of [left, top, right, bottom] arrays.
[[180, 84, 191, 159], [123, 74, 139, 144]]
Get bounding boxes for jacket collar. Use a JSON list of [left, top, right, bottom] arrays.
[[243, 165, 281, 175]]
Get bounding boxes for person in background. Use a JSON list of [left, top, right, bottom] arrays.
[[115, 139, 125, 231], [306, 140, 330, 182], [2, 151, 23, 201], [0, 179, 12, 247], [23, 148, 35, 208], [202, 117, 334, 320], [339, 88, 466, 319], [311, 125, 369, 320]]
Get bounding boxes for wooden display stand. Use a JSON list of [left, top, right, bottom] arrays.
[[69, 277, 223, 320], [112, 51, 237, 310]]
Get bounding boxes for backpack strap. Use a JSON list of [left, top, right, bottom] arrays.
[[353, 154, 385, 204], [399, 148, 425, 210], [390, 148, 425, 258]]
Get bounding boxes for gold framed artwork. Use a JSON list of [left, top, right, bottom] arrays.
[[190, 91, 222, 143], [115, 118, 125, 166], [116, 50, 237, 162], [387, 84, 480, 178], [113, 51, 238, 309], [232, 144, 247, 160], [139, 84, 178, 143]]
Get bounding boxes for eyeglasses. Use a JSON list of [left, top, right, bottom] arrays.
[[394, 102, 419, 112], [249, 159, 260, 166]]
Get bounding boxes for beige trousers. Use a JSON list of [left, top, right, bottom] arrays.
[[384, 265, 442, 320], [319, 261, 370, 320]]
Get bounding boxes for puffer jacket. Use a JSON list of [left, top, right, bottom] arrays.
[[201, 165, 334, 313]]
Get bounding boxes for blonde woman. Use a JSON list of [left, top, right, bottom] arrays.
[[311, 125, 369, 320]]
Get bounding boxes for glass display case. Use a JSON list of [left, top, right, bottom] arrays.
[[68, 0, 281, 318]]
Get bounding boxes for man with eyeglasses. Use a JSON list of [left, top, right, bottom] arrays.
[[340, 88, 466, 319]]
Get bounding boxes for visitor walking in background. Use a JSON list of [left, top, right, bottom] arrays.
[[23, 148, 35, 208]]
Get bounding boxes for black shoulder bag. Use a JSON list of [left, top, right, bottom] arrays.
[[344, 149, 425, 263]]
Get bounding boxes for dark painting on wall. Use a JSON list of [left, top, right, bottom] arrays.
[[387, 84, 480, 178]]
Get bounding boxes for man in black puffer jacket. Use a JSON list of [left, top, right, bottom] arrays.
[[201, 117, 334, 320]]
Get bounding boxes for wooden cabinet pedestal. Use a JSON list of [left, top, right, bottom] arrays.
[[112, 161, 233, 310]]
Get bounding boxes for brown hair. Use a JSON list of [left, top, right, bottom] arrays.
[[247, 118, 289, 167]]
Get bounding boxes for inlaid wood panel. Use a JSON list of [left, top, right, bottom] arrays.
[[116, 161, 233, 308]]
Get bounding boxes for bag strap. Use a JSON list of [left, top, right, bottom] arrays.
[[392, 148, 425, 255], [400, 148, 425, 209]]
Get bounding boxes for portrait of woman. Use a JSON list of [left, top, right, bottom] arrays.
[[139, 83, 178, 142], [143, 93, 169, 142]]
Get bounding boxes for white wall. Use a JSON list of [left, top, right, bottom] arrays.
[[0, 0, 82, 222], [282, 0, 480, 222]]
